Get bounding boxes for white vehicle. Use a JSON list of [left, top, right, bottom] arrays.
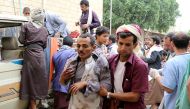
[[0, 14, 28, 109]]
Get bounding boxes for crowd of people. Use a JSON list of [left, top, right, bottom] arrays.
[[17, 0, 190, 109]]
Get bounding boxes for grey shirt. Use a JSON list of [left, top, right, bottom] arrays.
[[64, 53, 112, 95]]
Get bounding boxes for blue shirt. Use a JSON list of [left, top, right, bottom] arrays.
[[52, 45, 76, 93], [45, 12, 69, 37], [161, 53, 190, 109]]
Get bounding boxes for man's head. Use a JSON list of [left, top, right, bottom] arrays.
[[23, 7, 30, 16], [171, 32, 190, 51], [31, 8, 45, 26], [95, 26, 109, 45], [188, 41, 190, 52], [116, 24, 142, 57], [164, 32, 175, 51], [80, 0, 89, 12], [63, 36, 74, 47], [144, 37, 150, 46], [160, 50, 168, 61], [77, 33, 96, 61], [147, 35, 161, 48], [108, 35, 116, 45]]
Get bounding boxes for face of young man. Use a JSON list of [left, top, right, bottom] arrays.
[[164, 37, 173, 51], [117, 36, 137, 57], [80, 4, 89, 12], [97, 33, 109, 45], [144, 38, 149, 46], [76, 37, 95, 61], [23, 11, 30, 16], [147, 38, 154, 48]]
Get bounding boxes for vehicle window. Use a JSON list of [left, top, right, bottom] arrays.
[[0, 26, 21, 46], [0, 26, 23, 61]]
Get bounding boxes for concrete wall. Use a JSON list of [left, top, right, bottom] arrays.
[[0, 0, 103, 31]]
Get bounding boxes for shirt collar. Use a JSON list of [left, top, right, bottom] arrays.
[[95, 43, 101, 47], [114, 53, 134, 65], [82, 9, 89, 14], [127, 53, 134, 64]]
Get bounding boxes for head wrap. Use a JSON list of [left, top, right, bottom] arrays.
[[116, 24, 144, 57], [116, 24, 142, 40], [31, 8, 45, 27]]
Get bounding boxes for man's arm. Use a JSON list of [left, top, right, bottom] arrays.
[[18, 24, 26, 44], [110, 92, 140, 102], [99, 86, 140, 102], [89, 11, 100, 28], [187, 77, 190, 101], [59, 59, 74, 85], [112, 61, 148, 102], [143, 51, 159, 64], [155, 75, 174, 93], [53, 14, 67, 35], [150, 61, 176, 93], [99, 60, 148, 102], [99, 57, 112, 91]]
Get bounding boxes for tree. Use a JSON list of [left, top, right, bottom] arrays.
[[103, 0, 180, 32]]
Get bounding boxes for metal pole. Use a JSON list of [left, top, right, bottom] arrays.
[[42, 0, 45, 9], [110, 0, 112, 34], [19, 0, 23, 15], [13, 0, 16, 15]]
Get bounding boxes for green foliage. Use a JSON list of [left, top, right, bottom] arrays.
[[103, 0, 180, 32]]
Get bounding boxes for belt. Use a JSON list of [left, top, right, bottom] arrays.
[[26, 43, 43, 49]]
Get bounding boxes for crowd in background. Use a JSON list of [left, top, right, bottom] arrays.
[[11, 0, 190, 109]]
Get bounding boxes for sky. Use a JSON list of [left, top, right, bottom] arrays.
[[174, 0, 190, 32]]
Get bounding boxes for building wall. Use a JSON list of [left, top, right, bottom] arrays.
[[0, 0, 103, 31]]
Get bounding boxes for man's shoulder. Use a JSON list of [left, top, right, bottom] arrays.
[[108, 54, 118, 63], [55, 48, 75, 56], [92, 10, 97, 14], [166, 53, 190, 66], [53, 49, 76, 62], [65, 54, 78, 65], [133, 54, 148, 69], [95, 54, 108, 66]]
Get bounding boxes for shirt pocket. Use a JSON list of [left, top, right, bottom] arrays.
[[123, 78, 132, 92]]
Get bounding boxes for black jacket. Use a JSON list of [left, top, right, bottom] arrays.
[[143, 51, 161, 69]]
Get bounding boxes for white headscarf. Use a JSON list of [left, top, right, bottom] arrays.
[[116, 24, 143, 40], [31, 8, 45, 28], [116, 24, 144, 57]]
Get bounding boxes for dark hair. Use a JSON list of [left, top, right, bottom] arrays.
[[165, 32, 175, 41], [117, 32, 137, 44], [151, 35, 161, 45], [109, 35, 116, 43], [95, 26, 109, 38], [160, 50, 168, 56], [80, 0, 89, 6], [172, 32, 190, 49], [79, 33, 96, 45], [23, 7, 30, 13], [63, 36, 73, 47]]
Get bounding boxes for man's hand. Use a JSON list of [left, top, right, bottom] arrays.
[[54, 32, 61, 38], [60, 68, 74, 84], [81, 24, 89, 29], [99, 86, 108, 97], [75, 22, 79, 26], [187, 77, 190, 101], [69, 81, 87, 94]]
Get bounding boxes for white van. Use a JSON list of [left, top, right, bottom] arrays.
[[0, 14, 28, 109]]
